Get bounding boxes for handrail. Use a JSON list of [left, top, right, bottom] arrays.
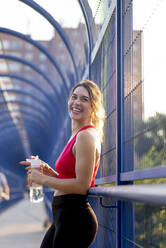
[[88, 184, 166, 206]]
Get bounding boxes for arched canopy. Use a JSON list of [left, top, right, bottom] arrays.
[[0, 88, 54, 117], [0, 27, 69, 96], [0, 0, 92, 211], [19, 0, 78, 82], [0, 73, 58, 111], [0, 54, 65, 119]]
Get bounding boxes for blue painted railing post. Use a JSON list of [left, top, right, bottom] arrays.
[[116, 1, 135, 247], [116, 0, 123, 247], [77, 0, 92, 80]]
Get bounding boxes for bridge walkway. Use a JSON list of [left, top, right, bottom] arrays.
[[0, 194, 48, 248]]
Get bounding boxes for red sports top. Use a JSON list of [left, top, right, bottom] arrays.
[[55, 125, 99, 187]]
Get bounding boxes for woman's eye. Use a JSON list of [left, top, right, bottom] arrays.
[[82, 98, 88, 102], [72, 95, 76, 99]]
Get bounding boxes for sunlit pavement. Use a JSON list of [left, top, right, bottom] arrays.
[[0, 195, 48, 248]]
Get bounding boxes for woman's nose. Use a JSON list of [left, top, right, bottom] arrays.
[[74, 98, 81, 105]]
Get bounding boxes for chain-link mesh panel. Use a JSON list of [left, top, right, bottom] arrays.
[[89, 197, 117, 248], [86, 0, 114, 48], [91, 12, 116, 179], [135, 203, 166, 247], [123, 0, 166, 172]]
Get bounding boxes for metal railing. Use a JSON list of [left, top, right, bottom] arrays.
[[89, 184, 166, 206]]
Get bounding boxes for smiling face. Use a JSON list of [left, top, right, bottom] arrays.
[[68, 86, 93, 125]]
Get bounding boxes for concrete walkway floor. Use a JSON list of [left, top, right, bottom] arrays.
[[0, 196, 48, 248]]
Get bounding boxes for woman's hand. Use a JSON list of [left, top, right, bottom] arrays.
[[19, 156, 59, 179], [40, 163, 59, 177], [29, 156, 59, 177], [27, 168, 43, 186]]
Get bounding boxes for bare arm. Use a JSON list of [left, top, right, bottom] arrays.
[[3, 184, 10, 200], [20, 157, 59, 177], [28, 130, 97, 195], [0, 184, 10, 200]]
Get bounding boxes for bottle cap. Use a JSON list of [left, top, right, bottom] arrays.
[[26, 157, 40, 168]]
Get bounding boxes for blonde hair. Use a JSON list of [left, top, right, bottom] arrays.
[[70, 80, 106, 141]]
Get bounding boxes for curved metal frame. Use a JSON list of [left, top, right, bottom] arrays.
[[19, 0, 78, 82], [0, 123, 22, 135], [0, 88, 53, 118], [0, 54, 65, 108], [0, 123, 48, 150], [0, 128, 21, 148], [0, 54, 64, 118], [22, 118, 49, 138], [0, 27, 69, 96], [0, 116, 47, 135], [0, 109, 49, 130], [24, 124, 52, 149], [0, 73, 59, 112], [0, 118, 49, 138], [24, 123, 49, 140], [0, 108, 49, 128], [0, 99, 50, 122]]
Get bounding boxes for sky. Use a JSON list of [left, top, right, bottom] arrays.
[[0, 0, 84, 40], [133, 0, 166, 119], [0, 0, 166, 119]]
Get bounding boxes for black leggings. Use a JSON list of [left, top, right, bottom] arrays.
[[40, 194, 98, 248]]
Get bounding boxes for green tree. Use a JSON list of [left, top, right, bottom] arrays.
[[135, 113, 166, 168]]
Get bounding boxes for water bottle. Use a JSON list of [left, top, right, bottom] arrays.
[[26, 157, 44, 203]]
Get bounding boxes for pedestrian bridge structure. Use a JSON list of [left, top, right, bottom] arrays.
[[0, 1, 166, 247]]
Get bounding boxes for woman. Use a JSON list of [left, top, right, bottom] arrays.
[[20, 79, 105, 248], [0, 171, 10, 201]]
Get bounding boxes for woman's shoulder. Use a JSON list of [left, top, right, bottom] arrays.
[[77, 127, 100, 147], [78, 126, 96, 138]]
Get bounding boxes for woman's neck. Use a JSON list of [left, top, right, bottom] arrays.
[[71, 121, 93, 135]]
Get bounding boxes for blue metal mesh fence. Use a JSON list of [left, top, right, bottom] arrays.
[[89, 0, 166, 247], [89, 4, 117, 247], [89, 197, 117, 248], [134, 203, 166, 248], [123, 0, 166, 172], [91, 12, 116, 180]]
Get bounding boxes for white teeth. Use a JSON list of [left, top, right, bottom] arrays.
[[72, 108, 81, 112]]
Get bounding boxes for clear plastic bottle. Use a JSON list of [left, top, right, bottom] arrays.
[[26, 157, 44, 203]]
